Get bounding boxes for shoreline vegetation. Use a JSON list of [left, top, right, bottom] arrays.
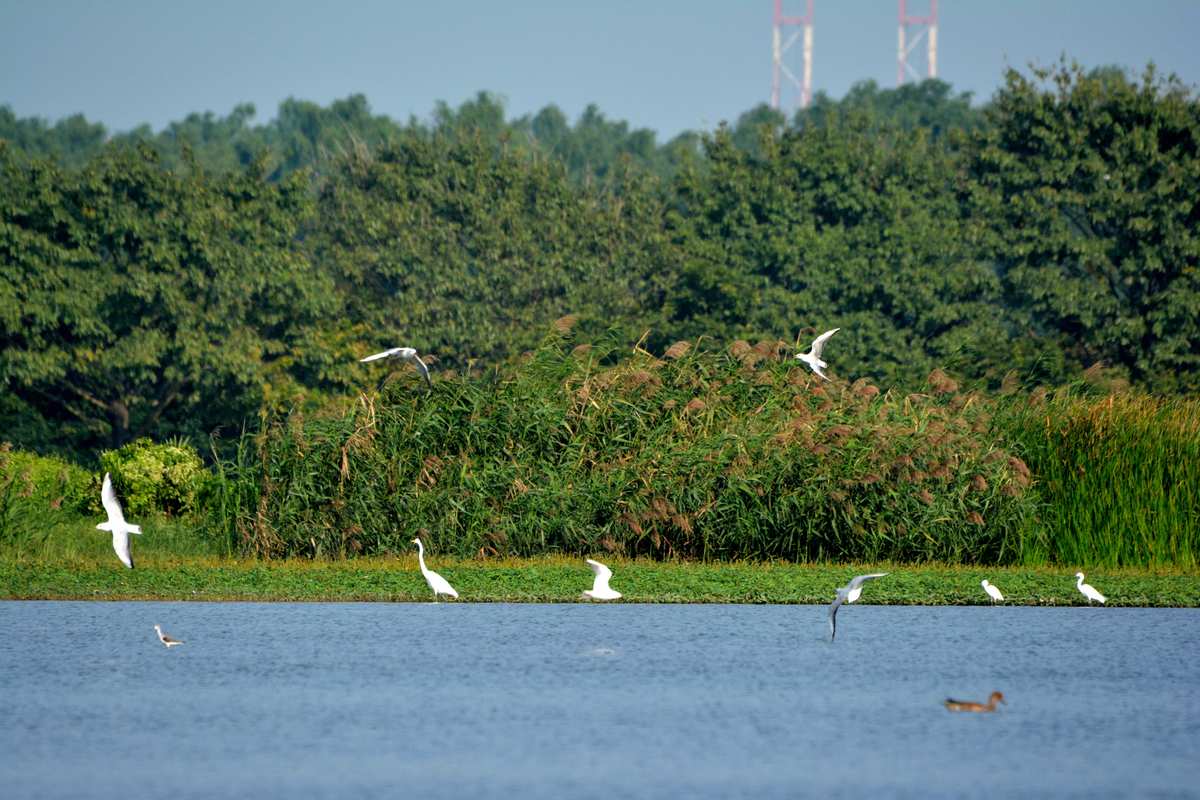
[[2, 556, 1197, 606]]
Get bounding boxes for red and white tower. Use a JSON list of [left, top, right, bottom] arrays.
[[897, 0, 938, 86], [770, 0, 814, 110]]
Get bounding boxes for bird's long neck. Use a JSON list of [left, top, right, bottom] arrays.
[[416, 541, 430, 575], [1076, 574, 1085, 587]]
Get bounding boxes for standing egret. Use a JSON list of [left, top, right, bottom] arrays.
[[1075, 572, 1106, 605], [154, 625, 185, 648], [944, 691, 1005, 713], [581, 559, 622, 601], [795, 328, 840, 381], [96, 472, 141, 569], [981, 579, 1005, 604], [412, 538, 459, 601], [359, 347, 433, 390], [828, 572, 887, 641]]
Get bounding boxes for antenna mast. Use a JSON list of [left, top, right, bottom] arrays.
[[897, 0, 938, 86], [771, 0, 814, 110]]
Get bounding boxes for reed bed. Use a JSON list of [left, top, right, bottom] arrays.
[[201, 328, 1039, 564], [995, 391, 1200, 568]]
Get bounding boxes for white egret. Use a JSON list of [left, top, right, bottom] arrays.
[[828, 572, 887, 641], [96, 472, 141, 569], [412, 538, 459, 600], [1075, 572, 1106, 605], [981, 579, 1005, 604], [360, 347, 432, 390], [795, 328, 840, 381], [944, 691, 1005, 713], [581, 559, 622, 601], [154, 625, 184, 648]]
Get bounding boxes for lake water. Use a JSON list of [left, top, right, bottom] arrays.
[[0, 602, 1197, 799]]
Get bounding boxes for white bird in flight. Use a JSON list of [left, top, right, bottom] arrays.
[[981, 579, 1005, 604], [828, 572, 887, 641], [582, 559, 622, 601], [360, 346, 433, 390], [412, 537, 459, 601], [154, 624, 184, 648], [1075, 572, 1107, 605], [795, 328, 840, 381], [96, 472, 141, 569]]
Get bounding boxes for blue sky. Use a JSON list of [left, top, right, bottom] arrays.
[[2, 0, 1198, 139]]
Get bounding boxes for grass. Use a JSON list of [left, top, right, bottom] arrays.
[[2, 552, 1197, 606]]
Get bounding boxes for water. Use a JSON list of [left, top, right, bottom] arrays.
[[1, 602, 1198, 799]]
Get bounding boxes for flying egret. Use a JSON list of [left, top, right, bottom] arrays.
[[795, 328, 840, 381], [360, 347, 433, 390], [828, 572, 887, 641], [981, 579, 1005, 604], [581, 559, 622, 601], [412, 538, 459, 601], [96, 472, 141, 569], [154, 625, 185, 648], [944, 691, 1006, 713], [1075, 572, 1106, 605]]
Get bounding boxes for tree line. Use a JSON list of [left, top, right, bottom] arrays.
[[2, 62, 1198, 460]]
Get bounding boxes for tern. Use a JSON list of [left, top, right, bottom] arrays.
[[96, 472, 141, 569], [360, 346, 432, 390], [1075, 572, 1106, 605], [828, 572, 887, 641], [154, 625, 184, 648], [413, 537, 458, 601], [944, 691, 1005, 713], [981, 579, 1005, 604], [581, 559, 622, 601], [795, 328, 840, 381]]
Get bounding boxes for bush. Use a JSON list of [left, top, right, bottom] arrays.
[[98, 438, 207, 518], [0, 444, 92, 514]]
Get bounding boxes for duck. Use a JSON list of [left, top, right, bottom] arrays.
[[944, 691, 1005, 712]]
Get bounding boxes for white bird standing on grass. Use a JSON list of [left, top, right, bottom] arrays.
[[96, 472, 141, 569], [1075, 572, 1107, 605], [581, 559, 622, 601], [360, 347, 433, 390], [412, 538, 459, 601], [981, 579, 1005, 604], [154, 625, 184, 648], [828, 572, 887, 641], [796, 328, 840, 381]]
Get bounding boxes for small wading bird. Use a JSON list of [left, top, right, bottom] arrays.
[[795, 327, 840, 381], [1075, 572, 1107, 605], [359, 346, 433, 390], [412, 538, 459, 601], [828, 572, 887, 641], [97, 472, 141, 569], [154, 625, 184, 648], [581, 559, 622, 601], [944, 691, 1006, 713], [981, 579, 1005, 604]]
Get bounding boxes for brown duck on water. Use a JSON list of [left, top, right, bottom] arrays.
[[944, 691, 1006, 712]]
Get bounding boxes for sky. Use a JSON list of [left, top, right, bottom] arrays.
[[3, 0, 1199, 140]]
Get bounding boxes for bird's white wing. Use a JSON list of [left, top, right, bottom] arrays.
[[828, 590, 847, 640], [427, 569, 459, 597], [847, 572, 888, 590], [359, 347, 405, 363], [587, 559, 614, 593], [809, 328, 840, 359], [412, 354, 433, 389], [112, 529, 133, 569], [811, 363, 831, 381], [101, 473, 126, 526]]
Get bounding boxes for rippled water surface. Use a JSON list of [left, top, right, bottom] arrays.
[[1, 601, 1198, 799]]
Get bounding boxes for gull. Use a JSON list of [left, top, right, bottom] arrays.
[[795, 328, 840, 381], [828, 572, 887, 641], [154, 625, 184, 648], [96, 472, 141, 569], [581, 559, 622, 601], [360, 347, 432, 390], [412, 538, 459, 601], [1075, 572, 1106, 605], [981, 579, 1005, 604], [944, 691, 1005, 713]]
